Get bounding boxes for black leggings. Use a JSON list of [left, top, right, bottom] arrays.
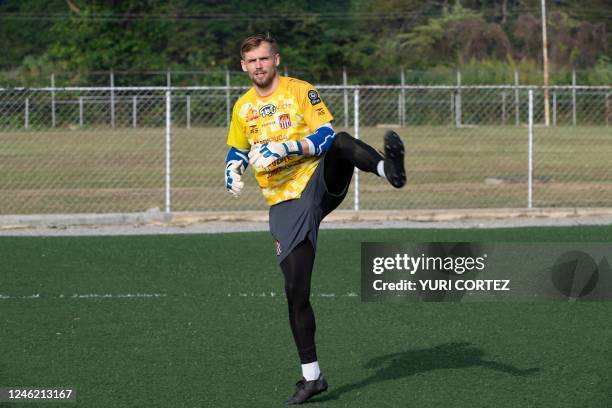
[[323, 131, 384, 195], [280, 132, 384, 364], [280, 239, 317, 364]]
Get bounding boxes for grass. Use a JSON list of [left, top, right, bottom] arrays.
[[1, 226, 612, 407], [0, 125, 611, 214]]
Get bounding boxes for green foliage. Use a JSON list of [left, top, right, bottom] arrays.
[[0, 0, 63, 70], [582, 57, 612, 85], [398, 4, 484, 67], [0, 0, 609, 85], [47, 5, 171, 83], [399, 58, 612, 85]]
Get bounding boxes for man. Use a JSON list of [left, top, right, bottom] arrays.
[[225, 33, 405, 405]]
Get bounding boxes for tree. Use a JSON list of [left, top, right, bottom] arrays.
[[397, 5, 512, 67], [0, 0, 63, 70], [514, 11, 608, 68]]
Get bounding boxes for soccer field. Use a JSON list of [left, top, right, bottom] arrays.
[[1, 226, 611, 407], [1, 125, 612, 214]]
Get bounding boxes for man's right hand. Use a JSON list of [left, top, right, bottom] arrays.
[[225, 160, 245, 198]]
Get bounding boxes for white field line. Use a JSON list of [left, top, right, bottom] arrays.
[[0, 292, 359, 300], [230, 292, 358, 298], [0, 293, 167, 300]]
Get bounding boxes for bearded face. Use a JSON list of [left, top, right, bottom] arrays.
[[241, 42, 280, 91]]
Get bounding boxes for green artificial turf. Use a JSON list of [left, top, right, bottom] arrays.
[[1, 226, 611, 407]]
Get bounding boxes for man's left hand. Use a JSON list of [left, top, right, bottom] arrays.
[[249, 141, 302, 169]]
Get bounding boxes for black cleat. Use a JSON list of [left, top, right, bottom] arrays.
[[285, 375, 328, 405], [383, 130, 406, 188]]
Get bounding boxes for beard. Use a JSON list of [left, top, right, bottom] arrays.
[[251, 68, 277, 89]]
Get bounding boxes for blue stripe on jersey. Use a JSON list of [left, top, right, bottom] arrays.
[[306, 125, 335, 156]]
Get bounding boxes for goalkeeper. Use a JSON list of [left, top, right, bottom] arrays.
[[225, 33, 405, 405]]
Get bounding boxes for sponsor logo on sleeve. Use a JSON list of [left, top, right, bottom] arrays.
[[316, 107, 326, 116], [308, 90, 321, 105], [260, 104, 277, 117], [278, 113, 292, 129], [246, 107, 259, 122]]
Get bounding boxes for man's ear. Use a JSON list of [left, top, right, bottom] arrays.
[[241, 60, 247, 72], [274, 54, 280, 68]]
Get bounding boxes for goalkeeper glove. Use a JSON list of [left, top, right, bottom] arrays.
[[225, 161, 245, 198], [225, 147, 248, 198], [249, 141, 303, 170]]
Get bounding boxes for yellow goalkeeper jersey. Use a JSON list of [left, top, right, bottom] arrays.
[[226, 76, 334, 206]]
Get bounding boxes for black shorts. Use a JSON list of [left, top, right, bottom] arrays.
[[268, 155, 352, 263]]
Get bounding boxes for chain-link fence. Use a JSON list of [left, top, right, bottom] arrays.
[[0, 85, 610, 215]]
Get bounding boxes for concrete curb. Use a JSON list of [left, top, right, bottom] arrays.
[[2, 208, 612, 230]]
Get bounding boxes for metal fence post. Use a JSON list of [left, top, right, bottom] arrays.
[[528, 89, 534, 209], [24, 97, 29, 129], [186, 95, 191, 129], [165, 90, 172, 214], [572, 69, 577, 127], [225, 68, 231, 128], [132, 96, 137, 128], [110, 70, 115, 128], [79, 97, 84, 128], [51, 74, 56, 128], [455, 70, 462, 128], [354, 87, 360, 211], [450, 91, 454, 125], [552, 91, 557, 127], [343, 67, 348, 128], [514, 70, 520, 126], [400, 69, 406, 127], [501, 91, 507, 125]]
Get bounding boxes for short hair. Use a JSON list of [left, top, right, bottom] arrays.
[[240, 33, 278, 59]]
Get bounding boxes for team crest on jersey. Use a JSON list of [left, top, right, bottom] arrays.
[[260, 104, 277, 117], [275, 240, 282, 256], [308, 90, 321, 105], [278, 114, 291, 129]]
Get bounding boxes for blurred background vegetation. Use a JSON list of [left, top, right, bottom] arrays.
[[0, 0, 610, 86]]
